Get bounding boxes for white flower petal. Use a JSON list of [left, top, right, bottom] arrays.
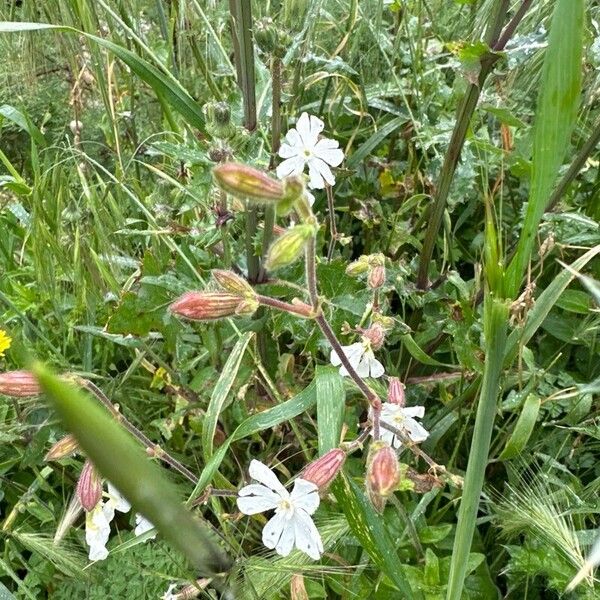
[[237, 484, 280, 514], [162, 583, 178, 600], [355, 353, 372, 378], [275, 518, 296, 557], [293, 509, 323, 560], [276, 155, 306, 179], [308, 157, 335, 187], [283, 127, 302, 149], [134, 513, 156, 539], [295, 112, 312, 146], [278, 141, 299, 159], [379, 427, 399, 449], [307, 114, 325, 146], [262, 511, 287, 552], [314, 139, 344, 167], [368, 357, 385, 378], [290, 479, 320, 515], [404, 417, 429, 443], [305, 190, 315, 206], [248, 460, 288, 497], [107, 483, 131, 513], [402, 406, 425, 419], [330, 342, 364, 368], [306, 161, 325, 189], [86, 504, 111, 561]]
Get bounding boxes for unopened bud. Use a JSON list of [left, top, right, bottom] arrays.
[[276, 176, 306, 216], [345, 256, 369, 277], [235, 297, 260, 316], [302, 448, 346, 489], [387, 377, 406, 406], [372, 313, 395, 330], [170, 291, 253, 321], [212, 270, 255, 297], [362, 324, 385, 351], [0, 370, 41, 397], [290, 573, 309, 600], [368, 264, 386, 289], [368, 253, 385, 267], [265, 224, 316, 271], [213, 163, 285, 203], [205, 101, 231, 127], [366, 442, 400, 512], [76, 461, 103, 511], [45, 434, 79, 461]]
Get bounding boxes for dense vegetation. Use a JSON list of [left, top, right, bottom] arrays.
[[0, 0, 599, 598]]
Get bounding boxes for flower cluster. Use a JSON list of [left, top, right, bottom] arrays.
[[83, 479, 155, 561]]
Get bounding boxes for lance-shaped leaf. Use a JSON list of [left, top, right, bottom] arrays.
[[33, 363, 231, 576]]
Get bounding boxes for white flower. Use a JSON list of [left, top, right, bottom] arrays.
[[330, 341, 385, 379], [237, 459, 323, 560], [162, 583, 178, 600], [276, 112, 344, 189], [134, 513, 156, 539], [84, 483, 131, 561], [378, 403, 429, 450]]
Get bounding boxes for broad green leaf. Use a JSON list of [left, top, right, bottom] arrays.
[[506, 0, 585, 296], [0, 22, 206, 131], [316, 366, 345, 454], [401, 332, 454, 367], [33, 363, 231, 575], [203, 332, 253, 459], [498, 394, 541, 460], [189, 380, 317, 502], [0, 104, 46, 147], [332, 476, 419, 598]]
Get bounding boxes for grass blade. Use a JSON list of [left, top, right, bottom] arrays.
[[202, 332, 253, 460], [505, 0, 585, 296], [316, 365, 345, 454], [497, 393, 540, 460]]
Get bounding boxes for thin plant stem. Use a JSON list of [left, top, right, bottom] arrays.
[[446, 296, 509, 599], [77, 378, 200, 486], [326, 184, 337, 261], [269, 55, 282, 169], [256, 294, 313, 318], [416, 0, 510, 289]]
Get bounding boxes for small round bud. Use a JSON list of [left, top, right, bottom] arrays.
[[170, 291, 255, 321], [265, 224, 316, 271], [76, 461, 103, 512], [345, 256, 369, 277], [0, 371, 41, 397], [212, 270, 255, 297], [368, 253, 385, 267], [366, 442, 400, 512], [213, 163, 285, 203], [69, 120, 83, 135], [301, 448, 346, 490], [45, 434, 80, 461], [387, 377, 406, 406], [368, 264, 386, 289], [362, 324, 386, 351]]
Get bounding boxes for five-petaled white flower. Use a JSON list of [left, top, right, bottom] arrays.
[[330, 340, 385, 379], [85, 483, 131, 561], [237, 459, 323, 560], [134, 513, 156, 539], [276, 112, 344, 190], [378, 403, 429, 450]]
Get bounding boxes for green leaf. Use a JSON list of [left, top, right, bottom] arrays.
[[316, 366, 345, 454], [332, 475, 419, 598], [498, 394, 541, 460], [347, 116, 407, 168], [33, 363, 231, 575], [202, 332, 253, 460], [189, 380, 317, 501], [0, 22, 206, 131], [0, 104, 46, 147], [506, 0, 585, 296]]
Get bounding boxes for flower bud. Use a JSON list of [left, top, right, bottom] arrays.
[[368, 253, 385, 267], [345, 255, 369, 277], [170, 291, 253, 321], [387, 377, 406, 406], [76, 461, 103, 512], [362, 324, 385, 351], [235, 297, 260, 316], [212, 270, 255, 297], [367, 264, 386, 289], [213, 163, 285, 203], [276, 175, 306, 216], [290, 573, 309, 600], [45, 434, 79, 461], [0, 370, 41, 397], [205, 101, 231, 127], [301, 448, 346, 490], [366, 442, 400, 512], [371, 313, 395, 330], [265, 224, 316, 271]]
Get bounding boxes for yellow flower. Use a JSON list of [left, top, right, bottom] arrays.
[[0, 330, 11, 357]]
